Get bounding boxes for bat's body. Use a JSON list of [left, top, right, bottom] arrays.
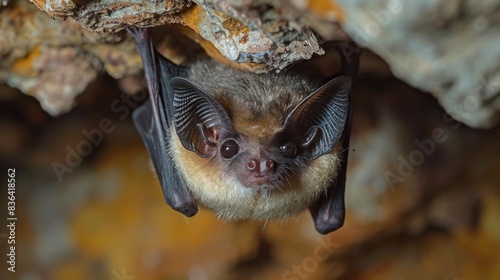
[[128, 27, 359, 234]]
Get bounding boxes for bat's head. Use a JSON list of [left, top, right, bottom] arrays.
[[170, 75, 351, 219]]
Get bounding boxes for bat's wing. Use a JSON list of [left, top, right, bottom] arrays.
[[309, 119, 350, 234], [128, 27, 197, 217], [310, 42, 360, 234]]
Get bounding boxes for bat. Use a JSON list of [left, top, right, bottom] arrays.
[[127, 27, 359, 234]]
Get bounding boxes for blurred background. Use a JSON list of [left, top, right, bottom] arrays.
[[1, 1, 500, 280]]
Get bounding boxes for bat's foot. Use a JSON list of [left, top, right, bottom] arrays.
[[126, 26, 151, 45]]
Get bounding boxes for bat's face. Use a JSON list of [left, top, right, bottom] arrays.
[[210, 120, 305, 191], [171, 122, 342, 221], [169, 71, 351, 220]]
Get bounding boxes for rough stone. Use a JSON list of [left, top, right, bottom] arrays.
[[186, 0, 326, 69], [3, 0, 500, 126], [0, 0, 141, 115], [30, 0, 191, 32], [337, 0, 500, 128]]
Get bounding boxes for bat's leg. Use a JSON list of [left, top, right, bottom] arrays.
[[127, 28, 160, 95], [310, 42, 360, 234]]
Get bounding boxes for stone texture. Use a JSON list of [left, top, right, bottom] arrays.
[[180, 2, 325, 70], [337, 0, 500, 128], [26, 0, 344, 70], [4, 0, 500, 127], [29, 0, 191, 32], [0, 0, 141, 115]]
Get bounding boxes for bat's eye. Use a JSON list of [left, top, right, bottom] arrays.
[[280, 142, 297, 157], [220, 139, 240, 159]]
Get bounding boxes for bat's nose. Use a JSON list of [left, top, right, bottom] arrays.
[[247, 158, 275, 174]]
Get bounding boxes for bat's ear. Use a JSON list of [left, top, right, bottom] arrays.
[[283, 76, 351, 159], [171, 77, 233, 157]]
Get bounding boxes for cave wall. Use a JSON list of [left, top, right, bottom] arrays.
[[1, 0, 499, 128]]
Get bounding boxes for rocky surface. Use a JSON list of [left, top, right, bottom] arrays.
[[29, 0, 190, 31], [0, 0, 141, 116], [337, 0, 500, 129], [2, 0, 499, 128]]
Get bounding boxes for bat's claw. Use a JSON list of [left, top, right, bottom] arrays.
[[126, 26, 151, 44]]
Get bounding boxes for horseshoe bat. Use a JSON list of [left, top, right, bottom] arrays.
[[128, 27, 359, 234]]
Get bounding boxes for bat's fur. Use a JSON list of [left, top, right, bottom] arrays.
[[170, 60, 343, 220]]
